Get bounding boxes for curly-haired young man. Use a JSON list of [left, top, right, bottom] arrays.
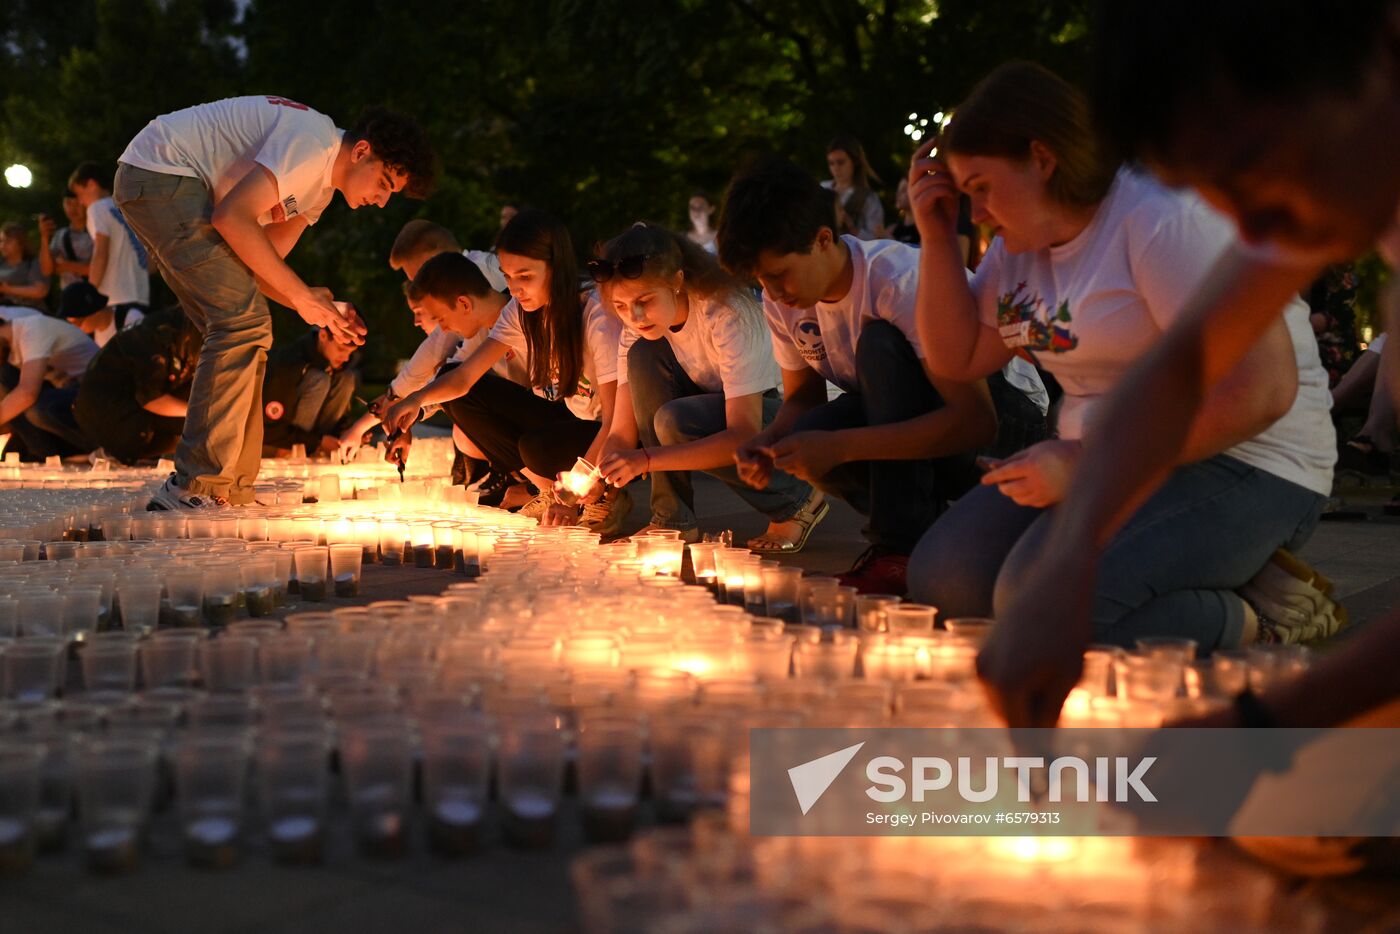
[[113, 95, 435, 508]]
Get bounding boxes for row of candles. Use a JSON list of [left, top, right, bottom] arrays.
[[0, 449, 1316, 931]]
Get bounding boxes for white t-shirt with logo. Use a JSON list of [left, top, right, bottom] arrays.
[[486, 292, 621, 421], [764, 235, 1048, 410], [5, 314, 98, 387], [120, 95, 342, 226], [971, 169, 1336, 495], [87, 196, 150, 306], [616, 289, 778, 398]]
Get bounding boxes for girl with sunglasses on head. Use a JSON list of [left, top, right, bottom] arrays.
[[593, 223, 827, 549], [383, 208, 628, 535]]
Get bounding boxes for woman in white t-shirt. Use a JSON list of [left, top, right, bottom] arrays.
[[382, 209, 627, 536], [906, 62, 1337, 652], [593, 223, 827, 549]]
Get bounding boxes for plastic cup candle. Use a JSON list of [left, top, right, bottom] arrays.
[[77, 736, 158, 875], [689, 542, 721, 592], [498, 714, 565, 848], [0, 743, 44, 873], [293, 547, 329, 603], [163, 567, 204, 628], [175, 733, 249, 869], [576, 718, 644, 843], [420, 720, 491, 857], [341, 722, 413, 859], [556, 457, 602, 506], [239, 556, 278, 617], [258, 729, 328, 865], [328, 544, 363, 597], [202, 564, 241, 627]]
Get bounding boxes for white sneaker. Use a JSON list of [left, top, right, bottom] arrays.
[[146, 474, 229, 511], [1239, 549, 1348, 645]]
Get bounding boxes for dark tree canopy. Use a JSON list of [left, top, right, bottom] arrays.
[[1, 0, 1092, 375]]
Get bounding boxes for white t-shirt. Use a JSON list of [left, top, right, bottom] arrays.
[[821, 181, 885, 240], [86, 196, 150, 306], [486, 292, 621, 421], [120, 95, 342, 226], [764, 235, 1048, 410], [616, 289, 778, 398], [1368, 332, 1388, 355], [971, 169, 1336, 495], [0, 305, 43, 322], [93, 306, 145, 349], [5, 315, 98, 387]]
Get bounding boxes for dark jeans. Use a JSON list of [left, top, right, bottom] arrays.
[[907, 455, 1326, 651], [74, 397, 184, 464], [443, 372, 598, 478], [1, 366, 89, 460], [792, 320, 979, 554], [627, 337, 812, 531]]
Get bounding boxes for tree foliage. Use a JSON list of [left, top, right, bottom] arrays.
[[1, 0, 1092, 375]]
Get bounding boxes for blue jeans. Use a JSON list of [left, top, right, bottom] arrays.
[[627, 337, 812, 531], [907, 454, 1326, 651], [789, 320, 980, 554]]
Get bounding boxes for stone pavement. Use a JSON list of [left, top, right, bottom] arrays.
[[3, 477, 1397, 933]]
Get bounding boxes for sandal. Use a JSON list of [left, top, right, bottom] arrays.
[[747, 491, 829, 555]]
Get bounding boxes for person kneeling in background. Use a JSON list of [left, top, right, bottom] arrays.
[[261, 326, 361, 458], [74, 306, 202, 464]]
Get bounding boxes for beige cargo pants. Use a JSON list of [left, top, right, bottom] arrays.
[[113, 163, 273, 505]]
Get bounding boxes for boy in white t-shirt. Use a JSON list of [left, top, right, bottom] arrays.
[[113, 96, 434, 508], [68, 161, 150, 314], [720, 158, 1045, 594], [0, 313, 97, 459]]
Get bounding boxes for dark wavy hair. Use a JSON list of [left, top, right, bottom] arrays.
[[597, 222, 748, 301], [345, 107, 436, 199], [716, 157, 838, 278], [495, 208, 585, 398], [943, 61, 1118, 208]]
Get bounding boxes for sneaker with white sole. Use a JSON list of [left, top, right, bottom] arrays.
[[146, 474, 229, 511], [581, 487, 631, 541], [1239, 549, 1348, 645], [516, 488, 556, 521]]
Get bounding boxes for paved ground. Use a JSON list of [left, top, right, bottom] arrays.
[[3, 475, 1397, 933]]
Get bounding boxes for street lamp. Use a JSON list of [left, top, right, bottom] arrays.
[[4, 164, 33, 189]]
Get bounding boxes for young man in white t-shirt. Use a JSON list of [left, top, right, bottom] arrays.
[[720, 157, 1045, 594], [0, 313, 97, 459], [68, 161, 150, 318], [334, 220, 524, 502], [113, 96, 434, 508]]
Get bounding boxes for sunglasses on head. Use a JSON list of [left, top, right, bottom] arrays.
[[587, 253, 657, 283]]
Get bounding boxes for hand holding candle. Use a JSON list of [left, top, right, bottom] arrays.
[[554, 458, 603, 507], [599, 448, 649, 487]]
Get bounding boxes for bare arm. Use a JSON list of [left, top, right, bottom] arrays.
[[582, 380, 618, 466], [0, 359, 48, 424], [211, 165, 362, 343], [908, 138, 1015, 381], [382, 339, 509, 432], [0, 275, 50, 303], [603, 381, 640, 455], [141, 394, 188, 418]]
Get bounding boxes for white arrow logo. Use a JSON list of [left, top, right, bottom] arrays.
[[788, 742, 865, 815]]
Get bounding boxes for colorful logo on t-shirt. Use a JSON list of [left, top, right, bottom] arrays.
[[264, 401, 285, 421], [996, 282, 1079, 354], [792, 318, 827, 364]]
